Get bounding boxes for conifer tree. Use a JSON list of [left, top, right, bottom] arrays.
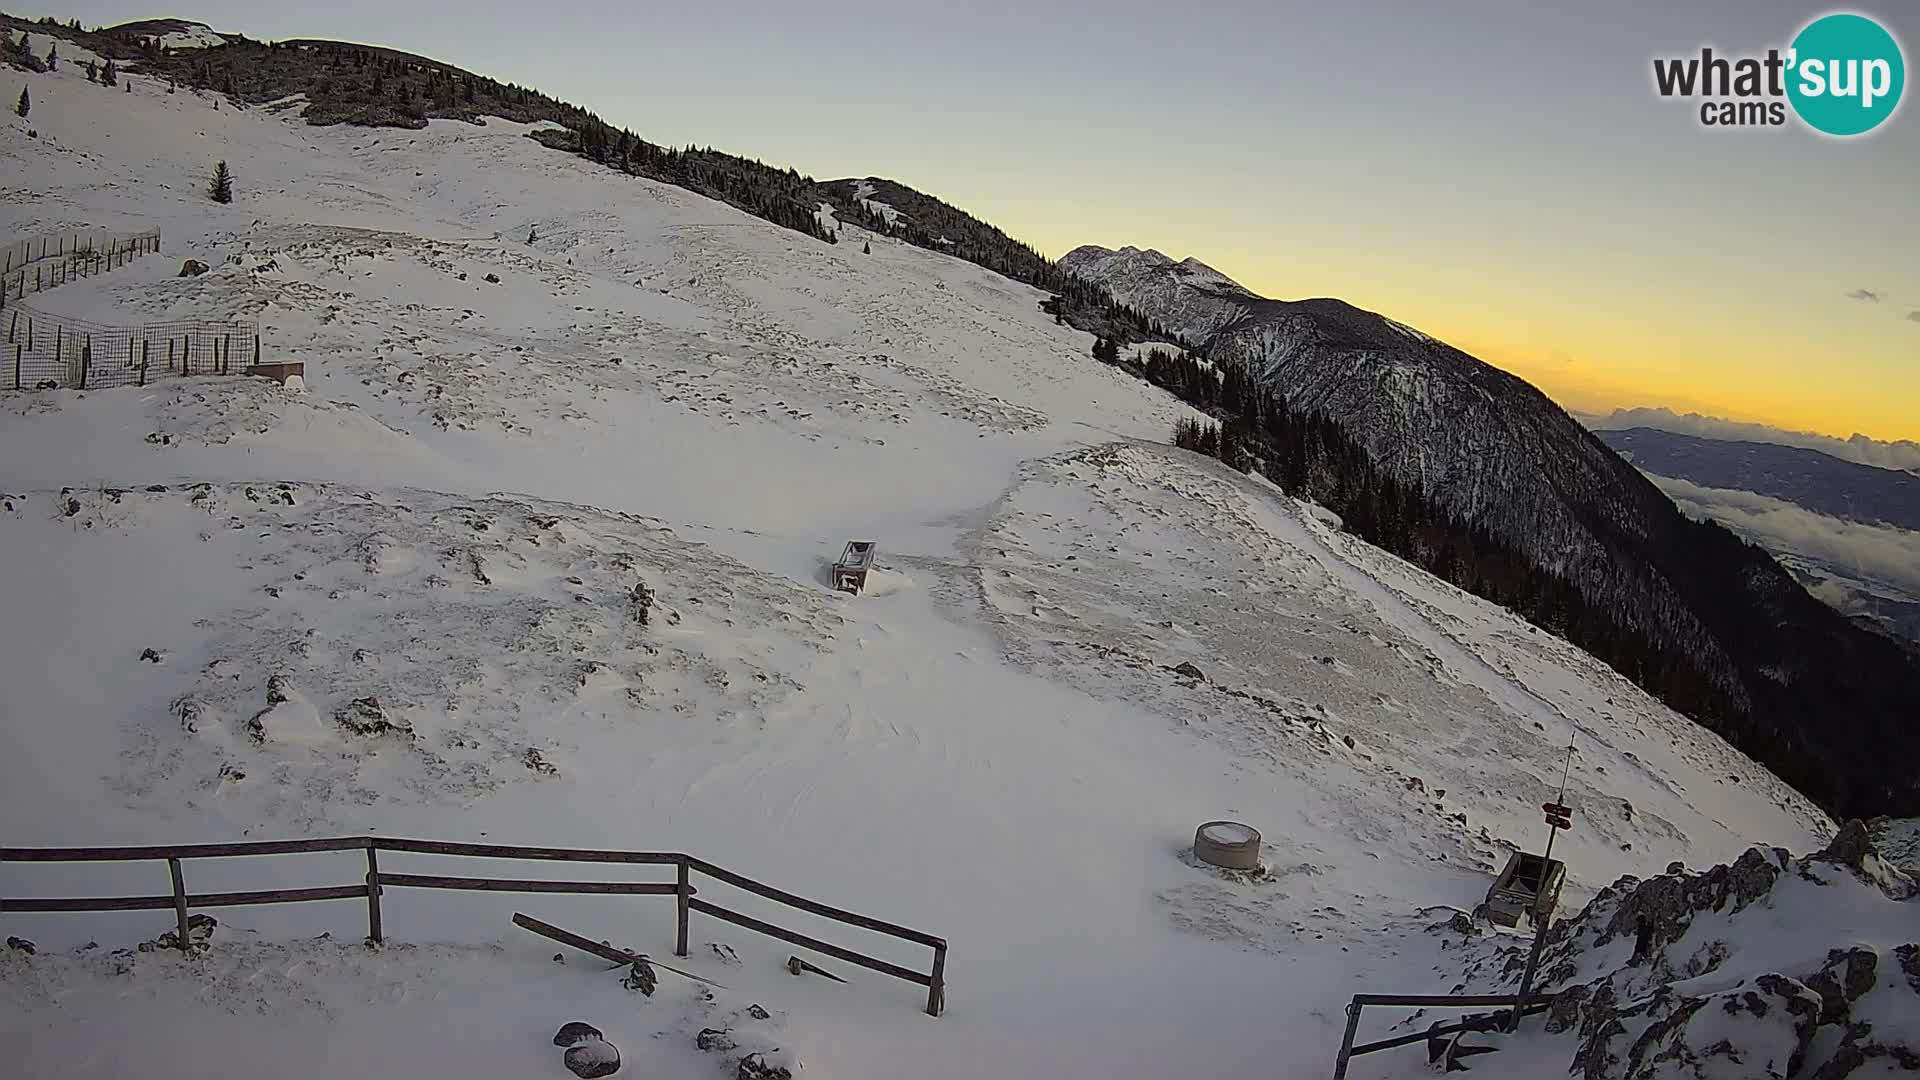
[[209, 160, 234, 204], [862, 239, 871, 254], [101, 58, 117, 86], [46, 42, 57, 71], [14, 85, 28, 119]]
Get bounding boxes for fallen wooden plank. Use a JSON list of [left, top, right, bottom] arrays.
[[511, 912, 725, 989]]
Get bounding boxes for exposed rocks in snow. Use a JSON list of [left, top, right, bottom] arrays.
[[1171, 661, 1206, 682], [737, 1053, 794, 1080], [145, 913, 218, 953], [178, 259, 210, 277], [483, 272, 501, 284], [552, 1022, 603, 1047], [562, 1037, 620, 1078], [522, 747, 558, 775], [139, 647, 163, 663], [334, 695, 409, 738], [6, 936, 35, 955], [620, 959, 656, 996], [1435, 821, 1918, 1080]]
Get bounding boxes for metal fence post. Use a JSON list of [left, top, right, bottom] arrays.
[[167, 858, 192, 954], [365, 844, 384, 943], [675, 856, 690, 957], [1332, 1000, 1362, 1080]]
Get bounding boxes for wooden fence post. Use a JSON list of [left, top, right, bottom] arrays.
[[167, 858, 192, 955], [253, 335, 260, 367], [365, 845, 384, 944], [223, 333, 231, 374], [53, 324, 60, 361], [927, 943, 947, 1017], [676, 856, 691, 958], [12, 343, 19, 391], [80, 339, 90, 390]]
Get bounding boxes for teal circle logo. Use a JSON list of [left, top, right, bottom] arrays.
[[1787, 13, 1905, 136]]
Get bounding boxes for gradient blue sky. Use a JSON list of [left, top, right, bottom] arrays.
[[24, 1, 1920, 440]]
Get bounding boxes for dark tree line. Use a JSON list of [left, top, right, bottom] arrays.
[[825, 179, 1187, 346]]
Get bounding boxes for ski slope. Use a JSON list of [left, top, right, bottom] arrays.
[[0, 51, 1838, 1080]]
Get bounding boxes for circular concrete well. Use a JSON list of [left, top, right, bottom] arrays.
[[1193, 820, 1262, 870]]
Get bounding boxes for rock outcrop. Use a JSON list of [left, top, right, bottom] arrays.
[[1437, 820, 1918, 1080]]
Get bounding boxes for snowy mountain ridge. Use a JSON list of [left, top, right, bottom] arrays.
[[1061, 243, 1920, 822]]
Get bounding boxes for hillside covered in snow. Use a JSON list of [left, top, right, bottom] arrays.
[[0, 17, 1904, 1080], [1060, 244, 1920, 822]]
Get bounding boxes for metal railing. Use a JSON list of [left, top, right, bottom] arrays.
[[1331, 992, 1553, 1078], [1, 835, 947, 1016]]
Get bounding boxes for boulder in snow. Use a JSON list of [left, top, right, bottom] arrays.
[[551, 1022, 602, 1048], [563, 1038, 620, 1078], [178, 259, 210, 277]]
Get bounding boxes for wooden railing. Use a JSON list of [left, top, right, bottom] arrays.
[[0, 836, 947, 1016]]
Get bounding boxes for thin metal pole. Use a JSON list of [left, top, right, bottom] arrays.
[[365, 845, 383, 943], [167, 858, 192, 953], [1333, 1000, 1362, 1079], [1510, 739, 1576, 1030]]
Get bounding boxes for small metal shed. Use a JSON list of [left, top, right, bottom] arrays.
[[1484, 851, 1566, 929], [832, 541, 877, 594]]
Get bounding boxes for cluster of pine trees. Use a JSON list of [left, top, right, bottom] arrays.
[[544, 118, 836, 244], [829, 179, 1186, 346]]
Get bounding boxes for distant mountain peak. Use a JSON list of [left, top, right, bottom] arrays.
[[1061, 245, 1258, 306]]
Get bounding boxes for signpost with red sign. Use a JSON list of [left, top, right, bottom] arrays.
[[1510, 740, 1578, 1032]]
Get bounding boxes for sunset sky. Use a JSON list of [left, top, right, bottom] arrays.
[[39, 0, 1920, 442]]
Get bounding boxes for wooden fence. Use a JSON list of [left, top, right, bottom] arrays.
[[0, 836, 947, 1016], [1, 229, 162, 311], [5, 308, 261, 391]]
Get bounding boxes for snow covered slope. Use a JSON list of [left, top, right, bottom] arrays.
[[0, 50, 1847, 1080], [1060, 244, 1920, 823]]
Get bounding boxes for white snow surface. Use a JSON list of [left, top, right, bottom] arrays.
[[0, 60, 1835, 1079], [156, 22, 228, 50]]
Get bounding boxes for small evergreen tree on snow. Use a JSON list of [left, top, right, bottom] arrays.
[[862, 239, 871, 254], [86, 58, 97, 82], [14, 86, 28, 119], [209, 160, 234, 204], [45, 42, 57, 71], [101, 59, 117, 86]]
